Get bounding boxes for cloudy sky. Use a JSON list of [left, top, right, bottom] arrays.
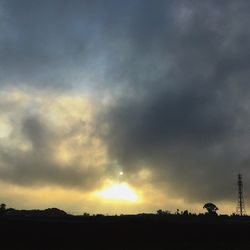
[[0, 0, 250, 214]]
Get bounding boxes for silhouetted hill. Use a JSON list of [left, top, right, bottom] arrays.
[[4, 207, 68, 217]]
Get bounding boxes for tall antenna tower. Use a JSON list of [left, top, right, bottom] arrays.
[[236, 173, 246, 216]]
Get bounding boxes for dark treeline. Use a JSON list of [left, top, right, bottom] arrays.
[[0, 202, 249, 221], [1, 203, 250, 249]]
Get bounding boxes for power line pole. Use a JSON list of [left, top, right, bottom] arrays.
[[236, 173, 246, 216]]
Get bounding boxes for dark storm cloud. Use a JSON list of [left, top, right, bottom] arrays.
[[99, 0, 250, 203]]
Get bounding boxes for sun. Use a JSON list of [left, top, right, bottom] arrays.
[[96, 182, 139, 202]]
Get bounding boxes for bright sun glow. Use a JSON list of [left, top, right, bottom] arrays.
[[96, 182, 139, 202]]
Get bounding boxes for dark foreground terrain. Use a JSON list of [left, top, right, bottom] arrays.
[[1, 214, 250, 250]]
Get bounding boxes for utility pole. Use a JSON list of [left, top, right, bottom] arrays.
[[236, 173, 246, 216]]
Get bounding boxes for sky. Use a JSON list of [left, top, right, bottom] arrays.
[[0, 0, 250, 215]]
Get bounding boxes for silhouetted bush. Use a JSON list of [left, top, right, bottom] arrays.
[[157, 209, 170, 215]]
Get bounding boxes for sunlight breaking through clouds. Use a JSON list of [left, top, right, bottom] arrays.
[[95, 182, 139, 203], [1, 0, 250, 215]]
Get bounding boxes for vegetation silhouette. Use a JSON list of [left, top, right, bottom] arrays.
[[0, 203, 6, 215], [203, 202, 219, 215], [0, 203, 250, 249]]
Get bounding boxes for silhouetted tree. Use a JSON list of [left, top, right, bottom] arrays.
[[203, 203, 218, 215], [0, 203, 6, 215]]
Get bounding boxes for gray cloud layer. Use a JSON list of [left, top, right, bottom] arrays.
[[1, 0, 250, 204], [0, 113, 104, 189], [100, 0, 250, 203]]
